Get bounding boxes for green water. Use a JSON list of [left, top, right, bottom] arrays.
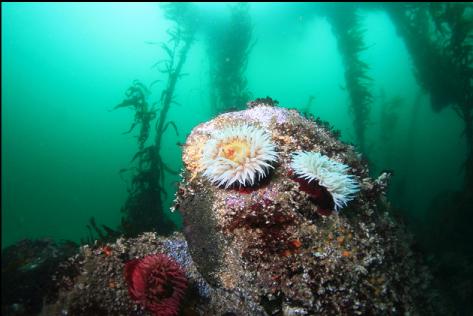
[[2, 0, 472, 295]]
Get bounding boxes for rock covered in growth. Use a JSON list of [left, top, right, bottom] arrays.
[[41, 233, 185, 315], [124, 254, 188, 316], [1, 239, 78, 316], [41, 232, 267, 315], [174, 98, 436, 315]]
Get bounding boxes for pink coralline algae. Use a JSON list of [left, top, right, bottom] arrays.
[[226, 105, 291, 126], [124, 254, 187, 316], [225, 195, 246, 209]]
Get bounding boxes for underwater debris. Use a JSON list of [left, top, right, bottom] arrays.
[[125, 254, 187, 316], [290, 151, 360, 211], [201, 124, 278, 188]]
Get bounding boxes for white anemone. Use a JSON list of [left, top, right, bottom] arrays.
[[201, 124, 278, 188], [290, 151, 360, 211]]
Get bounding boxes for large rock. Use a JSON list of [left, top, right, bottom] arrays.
[[175, 98, 435, 315]]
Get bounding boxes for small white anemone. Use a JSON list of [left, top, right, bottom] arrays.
[[290, 151, 360, 211], [201, 124, 278, 188]]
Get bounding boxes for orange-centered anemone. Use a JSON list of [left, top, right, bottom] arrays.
[[201, 124, 278, 188]]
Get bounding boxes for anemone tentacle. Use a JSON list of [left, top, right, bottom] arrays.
[[290, 151, 360, 211], [201, 124, 278, 188]]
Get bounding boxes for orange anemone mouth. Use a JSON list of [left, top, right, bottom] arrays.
[[218, 138, 251, 165]]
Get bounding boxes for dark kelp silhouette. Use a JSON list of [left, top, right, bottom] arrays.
[[301, 95, 317, 115], [114, 3, 196, 237], [378, 90, 403, 144], [114, 81, 156, 152], [386, 3, 473, 313], [387, 2, 473, 191], [326, 4, 373, 154], [392, 90, 424, 203], [368, 90, 403, 177], [204, 3, 254, 114], [81, 217, 121, 245]]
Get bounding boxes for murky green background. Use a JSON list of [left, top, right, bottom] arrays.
[[1, 3, 466, 250]]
